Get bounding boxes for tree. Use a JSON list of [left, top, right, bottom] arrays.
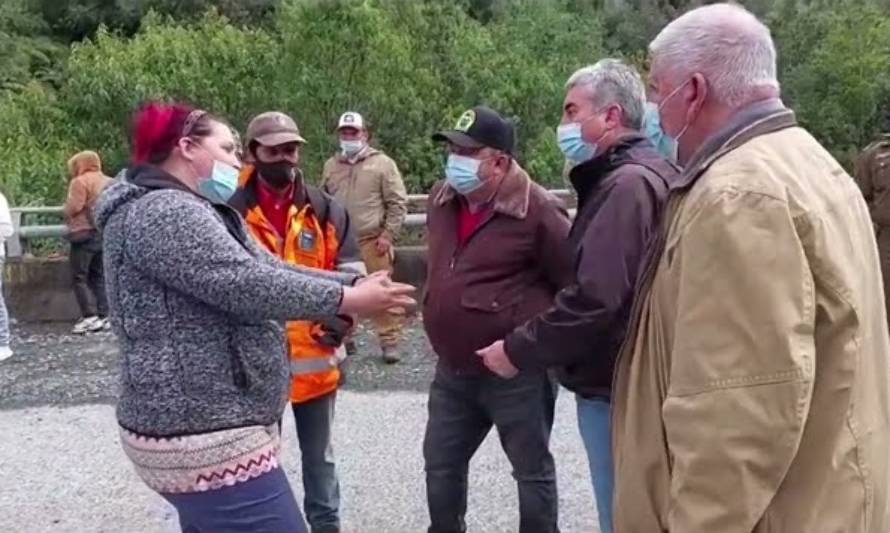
[[37, 0, 279, 42], [0, 0, 65, 92]]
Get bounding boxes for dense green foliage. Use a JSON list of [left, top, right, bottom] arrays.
[[2, 0, 890, 205]]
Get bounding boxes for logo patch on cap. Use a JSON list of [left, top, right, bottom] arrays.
[[343, 113, 356, 124], [455, 110, 476, 132]]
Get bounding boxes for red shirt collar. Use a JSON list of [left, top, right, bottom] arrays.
[[255, 177, 295, 209], [254, 177, 296, 238]]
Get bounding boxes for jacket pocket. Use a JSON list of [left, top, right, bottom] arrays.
[[459, 287, 523, 314], [229, 322, 288, 392], [174, 325, 236, 397]]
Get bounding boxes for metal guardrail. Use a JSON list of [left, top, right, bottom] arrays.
[[9, 189, 576, 258]]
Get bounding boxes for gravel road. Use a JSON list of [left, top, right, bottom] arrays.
[[0, 320, 602, 533]]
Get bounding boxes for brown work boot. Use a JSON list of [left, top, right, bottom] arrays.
[[382, 346, 400, 364]]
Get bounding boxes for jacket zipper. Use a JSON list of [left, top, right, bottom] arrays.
[[448, 210, 497, 272]]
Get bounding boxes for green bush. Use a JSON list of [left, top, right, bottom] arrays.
[[1, 0, 890, 205], [773, 3, 890, 167]]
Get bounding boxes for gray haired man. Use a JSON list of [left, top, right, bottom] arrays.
[[477, 58, 680, 533], [611, 4, 890, 532]]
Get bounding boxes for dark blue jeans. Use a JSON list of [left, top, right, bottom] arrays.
[[423, 365, 560, 533], [292, 391, 340, 532], [161, 467, 308, 533]]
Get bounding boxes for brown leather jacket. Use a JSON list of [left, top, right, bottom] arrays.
[[422, 161, 573, 373]]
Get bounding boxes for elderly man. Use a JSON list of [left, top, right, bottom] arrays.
[[424, 106, 573, 533], [477, 59, 680, 533], [608, 4, 890, 532], [322, 112, 408, 363]]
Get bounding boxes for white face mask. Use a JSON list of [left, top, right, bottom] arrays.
[[340, 139, 365, 157]]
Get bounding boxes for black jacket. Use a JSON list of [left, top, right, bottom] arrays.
[[504, 135, 681, 397]]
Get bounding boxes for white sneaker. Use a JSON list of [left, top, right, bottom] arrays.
[[0, 346, 12, 362], [100, 318, 112, 331], [87, 317, 109, 333], [73, 316, 100, 335]]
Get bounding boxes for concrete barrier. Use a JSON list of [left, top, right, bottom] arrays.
[[4, 248, 430, 322], [5, 257, 81, 322]]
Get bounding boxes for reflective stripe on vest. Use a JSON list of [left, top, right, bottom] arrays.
[[290, 355, 338, 375]]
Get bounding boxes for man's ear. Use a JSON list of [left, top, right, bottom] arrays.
[[605, 104, 624, 130], [497, 154, 512, 175]]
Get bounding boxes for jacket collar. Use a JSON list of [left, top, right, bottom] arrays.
[[569, 133, 651, 202], [126, 164, 194, 194], [678, 98, 796, 190], [434, 160, 532, 220], [126, 163, 249, 246]]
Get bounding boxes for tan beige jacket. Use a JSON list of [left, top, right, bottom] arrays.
[[64, 151, 112, 236], [612, 100, 890, 533], [321, 147, 407, 240]]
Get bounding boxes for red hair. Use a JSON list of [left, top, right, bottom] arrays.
[[130, 102, 192, 164], [130, 101, 220, 165]]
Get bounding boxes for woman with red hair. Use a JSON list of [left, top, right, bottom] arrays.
[[94, 102, 414, 532]]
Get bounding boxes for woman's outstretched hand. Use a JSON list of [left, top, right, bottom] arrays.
[[340, 272, 416, 316]]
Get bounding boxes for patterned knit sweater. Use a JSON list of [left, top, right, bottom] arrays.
[[120, 425, 280, 493], [95, 165, 356, 437]]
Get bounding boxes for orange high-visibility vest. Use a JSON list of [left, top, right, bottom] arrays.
[[237, 166, 342, 404]]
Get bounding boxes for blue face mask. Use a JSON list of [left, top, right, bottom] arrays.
[[642, 102, 677, 161], [557, 122, 597, 164], [198, 160, 240, 204], [444, 154, 484, 195], [653, 78, 693, 163]]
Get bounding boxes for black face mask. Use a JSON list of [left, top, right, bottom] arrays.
[[256, 161, 296, 189]]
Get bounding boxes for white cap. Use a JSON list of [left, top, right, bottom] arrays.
[[337, 111, 365, 131]]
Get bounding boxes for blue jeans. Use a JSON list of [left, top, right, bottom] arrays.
[[576, 395, 613, 533], [292, 391, 340, 532], [161, 467, 308, 533]]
